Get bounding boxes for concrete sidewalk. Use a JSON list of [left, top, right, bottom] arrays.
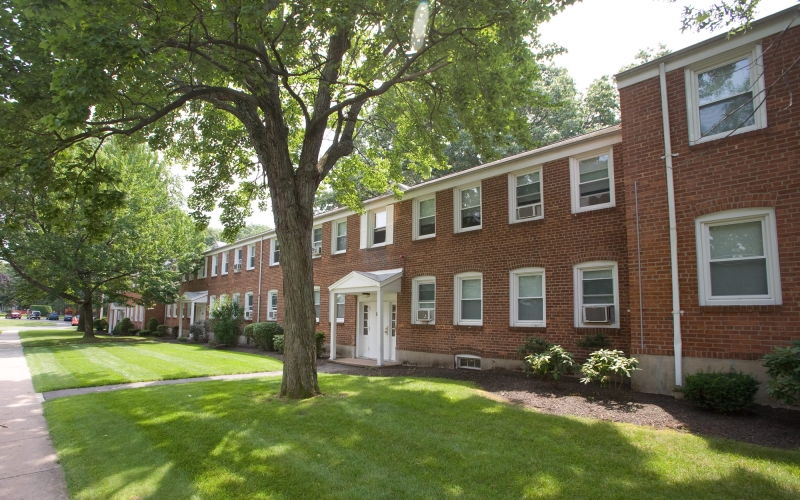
[[0, 331, 68, 500]]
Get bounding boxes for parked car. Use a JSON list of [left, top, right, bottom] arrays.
[[64, 314, 73, 322], [5, 312, 21, 319], [71, 315, 79, 326], [28, 311, 41, 320], [47, 312, 59, 320]]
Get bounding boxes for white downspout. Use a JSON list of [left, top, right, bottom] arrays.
[[256, 237, 265, 322], [659, 63, 683, 388]]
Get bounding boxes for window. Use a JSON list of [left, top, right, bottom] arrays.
[[509, 169, 543, 223], [188, 272, 194, 281], [413, 197, 436, 239], [267, 290, 278, 321], [412, 277, 436, 324], [456, 354, 481, 370], [222, 252, 229, 274], [574, 262, 619, 328], [248, 244, 256, 269], [510, 268, 545, 327], [235, 247, 243, 271], [360, 205, 394, 248], [333, 219, 347, 254], [685, 45, 766, 144], [312, 227, 323, 257], [314, 287, 320, 322], [270, 238, 280, 266], [166, 304, 171, 318], [232, 293, 240, 308], [335, 294, 345, 323], [570, 149, 614, 213], [454, 184, 481, 232], [695, 208, 781, 306], [173, 302, 178, 318], [209, 296, 216, 317], [244, 293, 254, 319], [199, 258, 207, 279], [211, 254, 218, 276], [454, 272, 482, 326]]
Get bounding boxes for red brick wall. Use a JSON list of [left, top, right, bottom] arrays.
[[620, 26, 800, 360]]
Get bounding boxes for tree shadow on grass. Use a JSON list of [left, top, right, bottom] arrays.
[[44, 374, 800, 500]]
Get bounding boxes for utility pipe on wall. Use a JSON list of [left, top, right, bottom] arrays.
[[658, 63, 683, 388]]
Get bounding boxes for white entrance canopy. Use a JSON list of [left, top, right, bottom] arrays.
[[177, 291, 208, 338], [328, 269, 402, 366]]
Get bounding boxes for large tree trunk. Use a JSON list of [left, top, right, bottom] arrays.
[[79, 290, 95, 339]]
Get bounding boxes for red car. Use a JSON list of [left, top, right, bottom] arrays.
[[72, 315, 79, 326], [5, 312, 21, 319]]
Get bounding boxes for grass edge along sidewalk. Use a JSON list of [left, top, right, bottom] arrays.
[[44, 374, 800, 500], [20, 329, 283, 393]]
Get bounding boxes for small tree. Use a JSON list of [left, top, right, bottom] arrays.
[[146, 317, 159, 334], [580, 350, 639, 390], [525, 345, 576, 382], [763, 340, 800, 406], [210, 296, 244, 347]]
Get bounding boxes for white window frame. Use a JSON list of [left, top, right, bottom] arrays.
[[244, 292, 254, 317], [247, 244, 256, 270], [573, 261, 620, 329], [211, 254, 218, 276], [232, 293, 241, 308], [312, 226, 323, 258], [453, 183, 482, 233], [267, 290, 278, 321], [412, 276, 436, 325], [235, 247, 243, 271], [209, 296, 216, 317], [685, 44, 766, 145], [508, 167, 544, 224], [335, 294, 345, 323], [360, 205, 394, 249], [173, 302, 178, 318], [570, 148, 615, 214], [314, 286, 320, 323], [413, 196, 436, 240], [695, 208, 781, 306], [454, 272, 482, 326], [270, 238, 280, 266], [332, 219, 347, 254], [510, 268, 546, 327], [200, 257, 208, 278], [221, 252, 229, 275]]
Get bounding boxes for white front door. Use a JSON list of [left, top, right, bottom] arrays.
[[357, 302, 378, 359], [195, 304, 207, 322], [383, 302, 397, 362]]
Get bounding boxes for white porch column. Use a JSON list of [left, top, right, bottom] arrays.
[[178, 299, 184, 338], [329, 291, 337, 360], [377, 287, 384, 367], [189, 301, 196, 328]]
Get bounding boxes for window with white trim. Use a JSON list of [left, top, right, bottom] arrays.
[[574, 262, 619, 328], [333, 219, 347, 254], [211, 254, 218, 276], [312, 227, 323, 257], [685, 45, 766, 145], [454, 272, 482, 326], [412, 277, 436, 324], [413, 197, 436, 239], [454, 184, 481, 232], [235, 247, 243, 271], [270, 238, 280, 266], [166, 304, 171, 318], [509, 169, 543, 223], [373, 210, 387, 245], [244, 292, 254, 318], [232, 293, 240, 308], [335, 294, 345, 323], [173, 302, 178, 318], [695, 208, 781, 306], [209, 296, 216, 317], [314, 287, 320, 322], [247, 244, 256, 270], [570, 149, 615, 213], [360, 205, 394, 248], [199, 258, 207, 278], [222, 252, 229, 275], [510, 268, 545, 327], [267, 290, 278, 321]]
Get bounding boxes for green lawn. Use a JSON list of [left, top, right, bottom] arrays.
[[0, 318, 70, 329], [21, 329, 283, 392], [45, 375, 800, 500]]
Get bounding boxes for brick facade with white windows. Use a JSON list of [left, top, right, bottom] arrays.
[[168, 7, 800, 401]]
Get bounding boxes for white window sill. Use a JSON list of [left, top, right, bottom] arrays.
[[312, 255, 321, 259], [512, 321, 546, 328], [246, 267, 255, 271], [456, 225, 481, 234], [416, 234, 436, 241], [573, 202, 614, 215], [702, 297, 779, 307], [690, 124, 763, 146], [221, 272, 228, 276], [456, 321, 482, 327], [370, 242, 388, 248], [511, 215, 544, 225], [576, 323, 620, 329], [336, 319, 344, 324], [414, 322, 436, 326], [269, 263, 279, 267]]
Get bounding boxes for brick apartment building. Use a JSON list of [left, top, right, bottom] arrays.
[[121, 7, 800, 401]]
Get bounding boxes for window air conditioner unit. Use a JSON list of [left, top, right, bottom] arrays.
[[417, 309, 434, 323], [516, 204, 541, 220], [244, 310, 252, 320], [267, 310, 277, 321], [583, 305, 613, 323], [311, 246, 322, 256], [233, 263, 242, 272]]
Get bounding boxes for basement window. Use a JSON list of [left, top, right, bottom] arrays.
[[456, 354, 482, 370]]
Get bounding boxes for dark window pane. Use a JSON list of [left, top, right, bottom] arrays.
[[461, 207, 481, 228], [461, 299, 481, 320], [700, 92, 755, 136], [710, 258, 768, 296], [419, 216, 436, 236], [518, 298, 544, 321], [373, 228, 386, 245], [583, 278, 613, 296]]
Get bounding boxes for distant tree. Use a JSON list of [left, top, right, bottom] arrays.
[[677, 0, 772, 33], [205, 224, 272, 246], [618, 44, 673, 72]]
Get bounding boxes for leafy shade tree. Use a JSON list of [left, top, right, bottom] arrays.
[[677, 0, 776, 33], [205, 224, 272, 247], [6, 0, 578, 397], [0, 140, 205, 337], [618, 44, 673, 73]]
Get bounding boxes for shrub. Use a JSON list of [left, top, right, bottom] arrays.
[[763, 340, 800, 406], [210, 296, 244, 346], [139, 329, 151, 336], [155, 325, 168, 337], [273, 334, 284, 353], [94, 318, 108, 331], [683, 370, 760, 412], [516, 336, 552, 357], [580, 349, 639, 389], [189, 320, 210, 343], [525, 345, 576, 382], [147, 317, 159, 333], [244, 322, 284, 351], [178, 337, 188, 343], [316, 332, 325, 358], [114, 317, 135, 336], [29, 304, 53, 315], [578, 332, 610, 350]]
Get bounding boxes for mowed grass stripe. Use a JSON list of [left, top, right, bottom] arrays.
[[132, 343, 278, 376], [23, 349, 81, 392], [44, 375, 800, 500]]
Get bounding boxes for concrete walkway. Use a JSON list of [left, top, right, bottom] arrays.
[[0, 331, 68, 500]]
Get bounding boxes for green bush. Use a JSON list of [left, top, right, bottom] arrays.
[[210, 296, 244, 346], [580, 349, 639, 389], [147, 317, 159, 333], [316, 332, 325, 358], [94, 318, 108, 331], [139, 329, 151, 336], [525, 345, 575, 382], [29, 304, 53, 315], [178, 337, 188, 343], [516, 336, 552, 357], [683, 370, 760, 412], [578, 332, 610, 350], [114, 317, 134, 336], [155, 325, 168, 337], [273, 334, 284, 353], [244, 322, 284, 351], [763, 340, 800, 406], [189, 320, 210, 343]]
